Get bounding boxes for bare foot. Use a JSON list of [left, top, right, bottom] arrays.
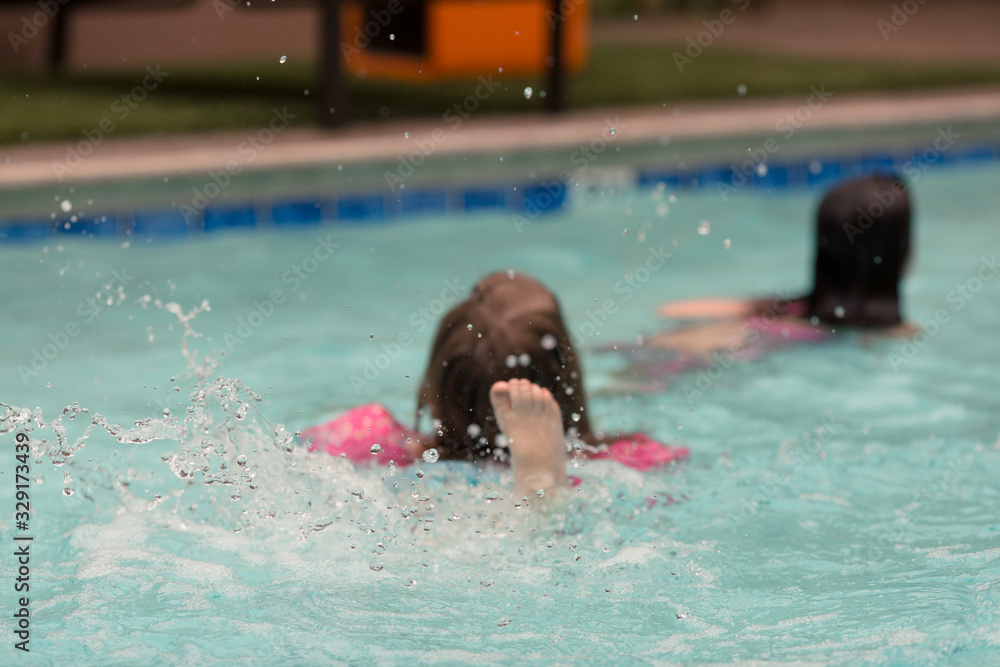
[[489, 378, 568, 497]]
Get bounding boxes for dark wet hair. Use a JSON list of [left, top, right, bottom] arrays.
[[417, 271, 603, 461], [804, 173, 911, 327]]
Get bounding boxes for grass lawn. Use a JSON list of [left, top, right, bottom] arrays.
[[3, 44, 1000, 144]]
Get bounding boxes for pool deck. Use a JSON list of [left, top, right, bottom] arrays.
[[3, 86, 1000, 189]]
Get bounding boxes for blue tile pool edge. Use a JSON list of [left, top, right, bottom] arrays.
[[2, 137, 997, 244]]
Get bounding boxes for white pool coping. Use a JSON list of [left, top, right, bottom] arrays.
[[2, 86, 1000, 188]]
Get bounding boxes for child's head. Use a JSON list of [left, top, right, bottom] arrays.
[[807, 173, 911, 327], [417, 271, 595, 461]]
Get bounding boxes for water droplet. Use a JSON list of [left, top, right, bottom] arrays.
[[467, 323, 473, 330], [609, 127, 616, 135], [371, 443, 382, 455], [404, 131, 409, 138], [60, 199, 72, 212], [389, 33, 395, 41], [571, 412, 581, 422], [422, 448, 439, 463], [279, 55, 287, 64], [369, 333, 374, 339], [737, 84, 747, 96], [236, 455, 247, 466], [467, 423, 482, 438], [873, 256, 882, 264], [697, 220, 711, 236], [540, 334, 557, 350], [756, 163, 768, 177], [518, 353, 530, 367], [603, 545, 611, 553], [657, 203, 670, 217], [834, 306, 846, 319], [505, 354, 518, 368], [724, 239, 732, 249], [523, 86, 533, 100]]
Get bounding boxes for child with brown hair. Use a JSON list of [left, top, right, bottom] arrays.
[[303, 271, 688, 496]]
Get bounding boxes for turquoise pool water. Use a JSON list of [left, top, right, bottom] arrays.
[[2, 159, 999, 664]]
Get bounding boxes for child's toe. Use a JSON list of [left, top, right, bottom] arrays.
[[490, 381, 511, 412]]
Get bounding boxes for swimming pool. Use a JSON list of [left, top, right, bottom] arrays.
[[2, 133, 1000, 664]]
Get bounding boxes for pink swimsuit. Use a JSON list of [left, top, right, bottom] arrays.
[[302, 404, 689, 470]]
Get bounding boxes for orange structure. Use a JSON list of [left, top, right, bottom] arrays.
[[340, 0, 589, 81]]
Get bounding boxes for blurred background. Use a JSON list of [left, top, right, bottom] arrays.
[[2, 0, 1000, 141]]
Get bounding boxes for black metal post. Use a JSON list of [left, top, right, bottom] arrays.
[[48, 2, 69, 70], [546, 0, 564, 113], [320, 0, 348, 127]]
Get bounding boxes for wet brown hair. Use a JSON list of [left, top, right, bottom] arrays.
[[417, 271, 602, 461], [805, 173, 911, 327]]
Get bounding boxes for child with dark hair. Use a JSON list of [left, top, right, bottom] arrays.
[[617, 173, 913, 389], [303, 271, 688, 496], [804, 172, 910, 327]]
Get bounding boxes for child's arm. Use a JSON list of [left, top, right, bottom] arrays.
[[647, 319, 751, 355], [657, 298, 754, 320], [489, 379, 568, 499]]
